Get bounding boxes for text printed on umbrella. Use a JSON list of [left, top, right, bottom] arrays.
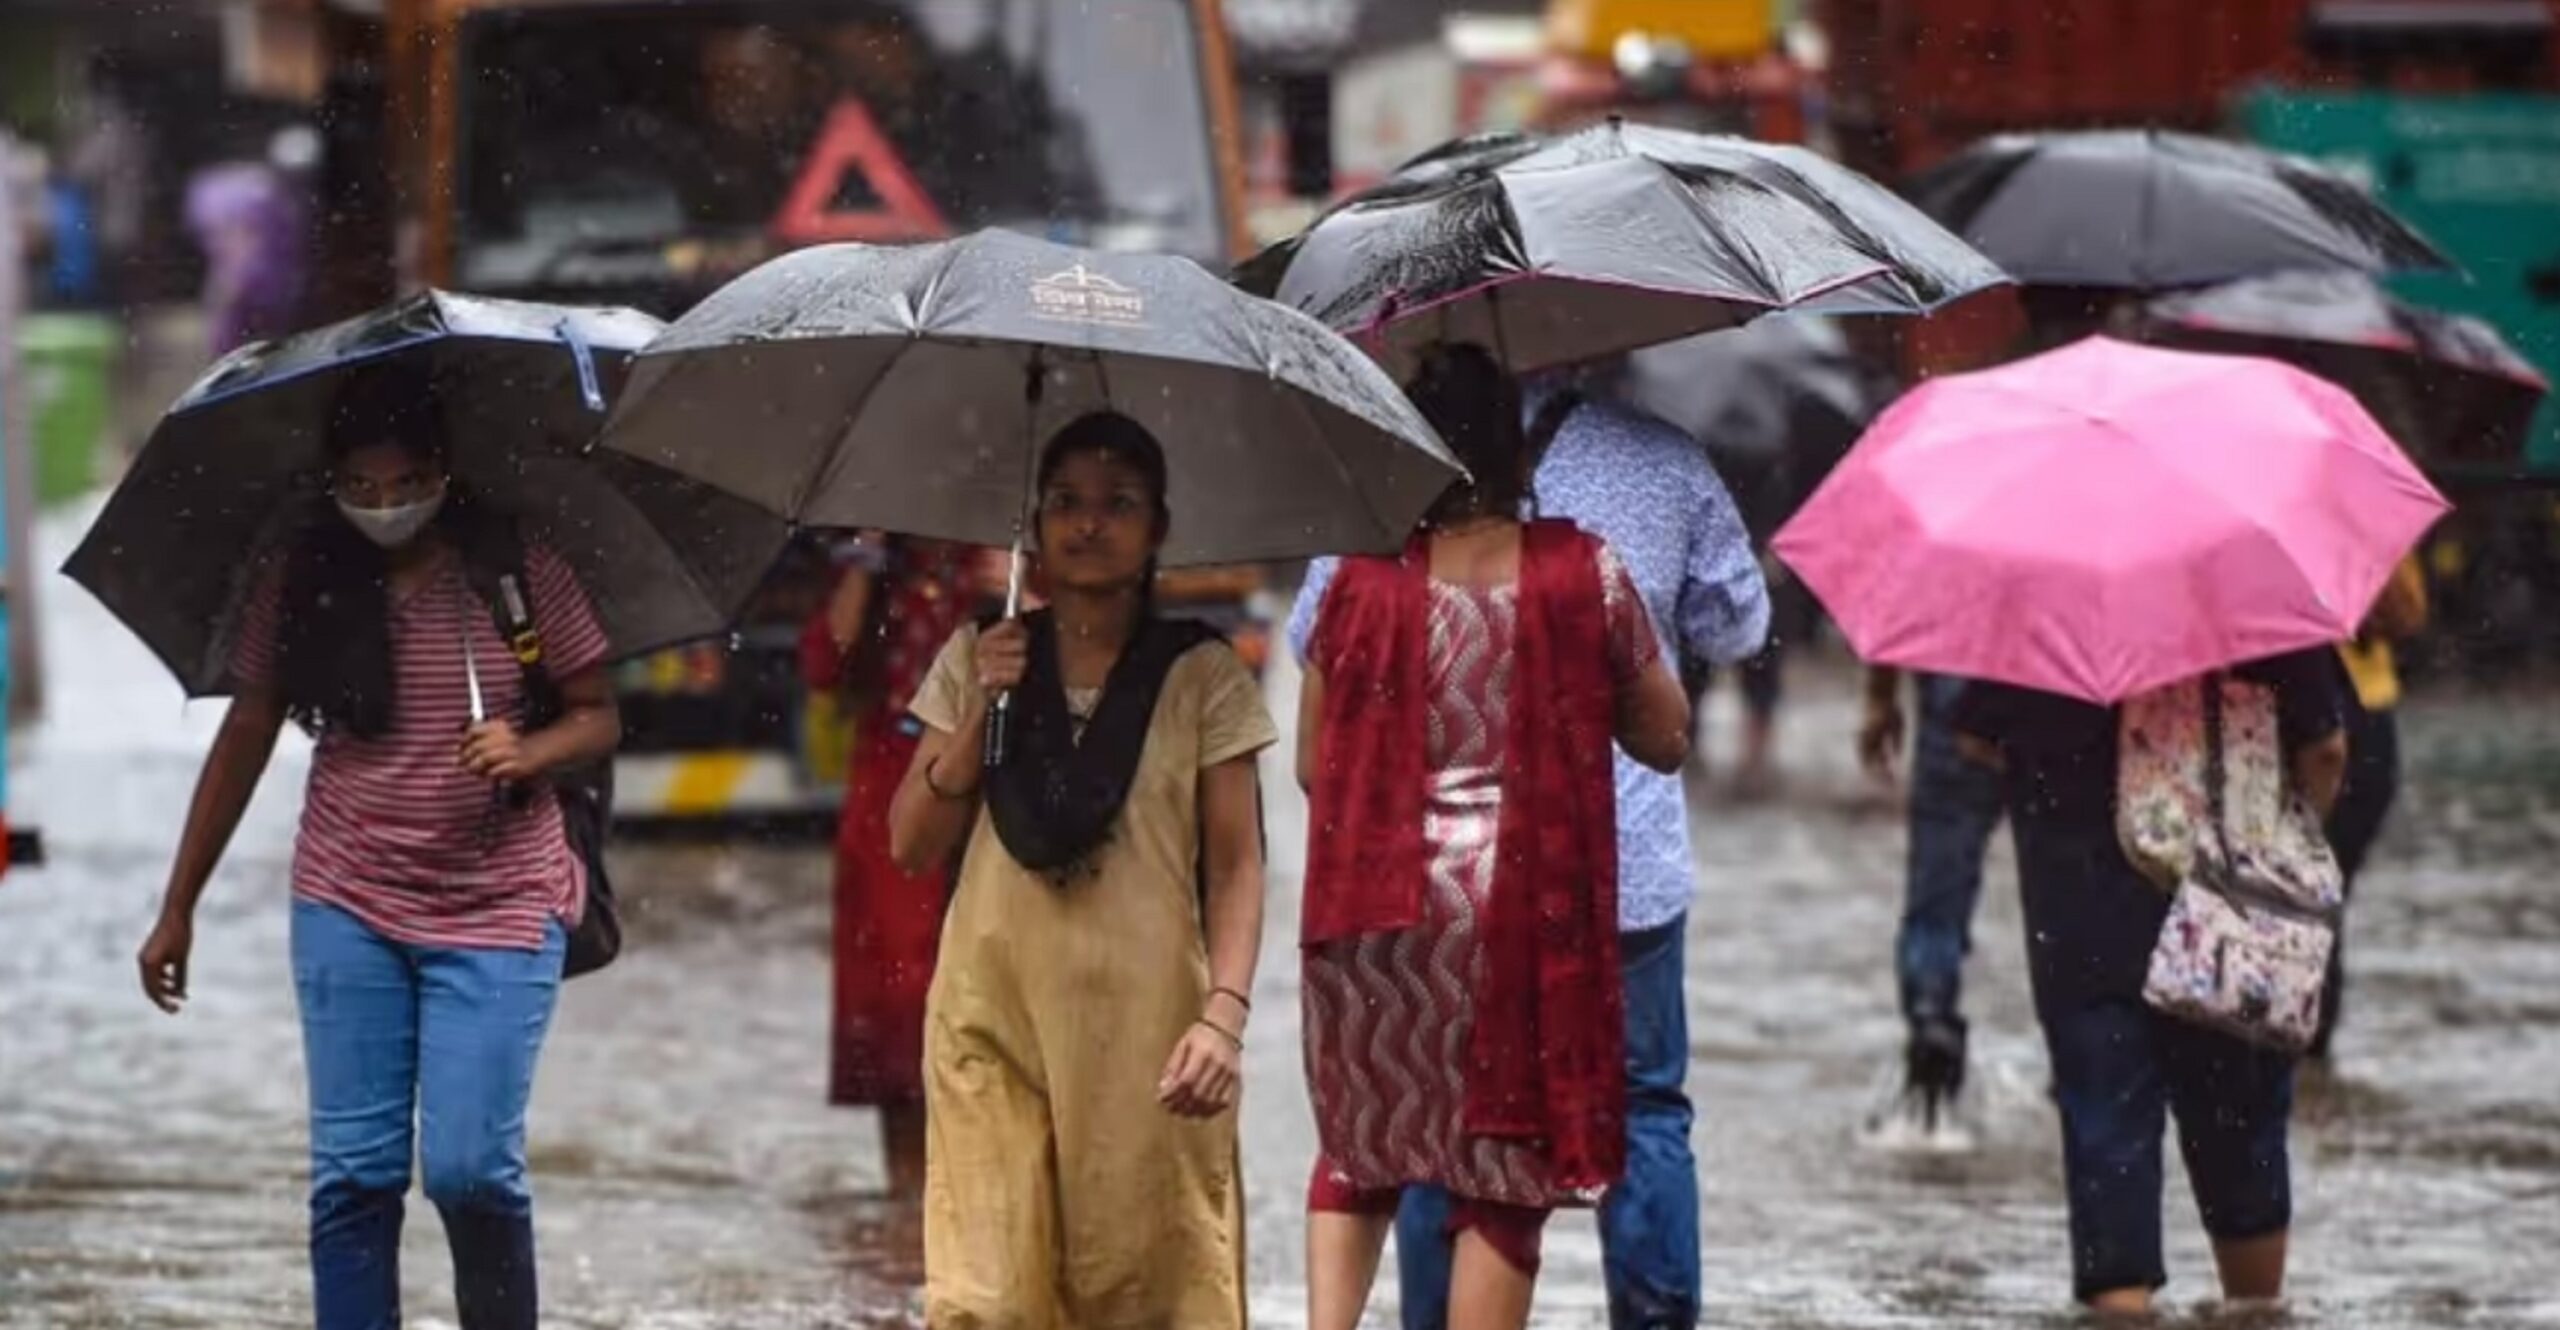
[[1030, 265, 1149, 328]]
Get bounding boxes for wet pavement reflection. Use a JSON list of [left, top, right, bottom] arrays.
[[4, 502, 2555, 1327]]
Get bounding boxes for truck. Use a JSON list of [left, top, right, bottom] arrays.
[[1323, 0, 1803, 198], [376, 0, 1272, 827]]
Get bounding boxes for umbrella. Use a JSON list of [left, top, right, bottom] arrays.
[[598, 230, 1460, 569], [1772, 337, 2449, 704], [597, 230, 1461, 764], [2142, 270, 2549, 465], [1907, 129, 2452, 291], [1238, 118, 2009, 375], [1613, 314, 1892, 535], [63, 290, 791, 695]]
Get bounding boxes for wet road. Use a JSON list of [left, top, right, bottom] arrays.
[[5, 500, 2557, 1327]]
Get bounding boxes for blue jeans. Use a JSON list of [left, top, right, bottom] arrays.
[[1397, 917, 1698, 1329], [1895, 675, 2006, 1030], [293, 899, 564, 1330]]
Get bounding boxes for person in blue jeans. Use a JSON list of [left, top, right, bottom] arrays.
[[1860, 667, 2006, 1131], [1859, 288, 2142, 1135], [136, 376, 620, 1330], [1291, 376, 1768, 1329]]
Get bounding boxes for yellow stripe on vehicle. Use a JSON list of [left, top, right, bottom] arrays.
[[663, 752, 753, 816]]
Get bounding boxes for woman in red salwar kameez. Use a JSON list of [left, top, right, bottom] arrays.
[[800, 534, 980, 1196], [1295, 346, 1694, 1329]]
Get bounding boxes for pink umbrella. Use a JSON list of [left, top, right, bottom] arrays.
[[1772, 336, 2449, 703]]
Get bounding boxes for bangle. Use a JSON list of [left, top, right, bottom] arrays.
[[1194, 1017, 1243, 1051], [922, 757, 972, 801], [1209, 985, 1253, 1013]]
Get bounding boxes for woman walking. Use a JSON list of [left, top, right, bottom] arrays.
[[1955, 653, 2347, 1314], [885, 412, 1275, 1328], [799, 534, 980, 1195], [1295, 345, 1692, 1329], [136, 373, 618, 1330]]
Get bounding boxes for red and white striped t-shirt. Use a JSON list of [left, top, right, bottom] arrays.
[[234, 544, 611, 951]]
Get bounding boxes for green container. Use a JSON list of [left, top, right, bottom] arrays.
[[2243, 90, 2560, 474], [19, 312, 121, 506]]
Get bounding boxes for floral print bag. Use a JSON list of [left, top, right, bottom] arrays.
[[2118, 675, 2345, 1053]]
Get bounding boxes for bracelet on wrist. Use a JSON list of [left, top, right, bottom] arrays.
[[1194, 1017, 1243, 1051]]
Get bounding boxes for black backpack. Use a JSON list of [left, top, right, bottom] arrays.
[[463, 527, 621, 979]]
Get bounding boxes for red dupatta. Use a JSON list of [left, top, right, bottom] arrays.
[[1303, 519, 1626, 1191]]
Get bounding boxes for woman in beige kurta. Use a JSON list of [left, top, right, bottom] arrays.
[[886, 413, 1276, 1329]]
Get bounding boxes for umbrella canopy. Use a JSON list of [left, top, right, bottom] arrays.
[[2142, 270, 2549, 465], [598, 229, 1462, 568], [1239, 119, 2009, 375], [1618, 314, 1888, 466], [64, 290, 791, 695], [1907, 129, 2452, 291], [1773, 337, 2449, 704]]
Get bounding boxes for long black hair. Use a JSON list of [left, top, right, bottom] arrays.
[[274, 367, 496, 739], [1408, 343, 1530, 526], [1034, 410, 1171, 614]]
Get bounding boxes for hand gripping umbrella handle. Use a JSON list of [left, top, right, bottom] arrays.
[[983, 535, 1028, 770]]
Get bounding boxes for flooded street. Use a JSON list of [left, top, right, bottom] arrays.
[[5, 500, 2557, 1328]]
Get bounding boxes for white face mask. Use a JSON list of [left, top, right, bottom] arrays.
[[336, 491, 445, 548]]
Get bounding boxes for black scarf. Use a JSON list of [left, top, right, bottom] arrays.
[[985, 609, 1218, 877]]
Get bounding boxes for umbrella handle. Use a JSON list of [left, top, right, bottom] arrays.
[[985, 360, 1048, 772], [984, 692, 1014, 769]]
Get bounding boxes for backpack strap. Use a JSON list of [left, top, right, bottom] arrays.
[[2201, 672, 2228, 874]]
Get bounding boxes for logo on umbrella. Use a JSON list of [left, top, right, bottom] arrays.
[[1030, 264, 1147, 327]]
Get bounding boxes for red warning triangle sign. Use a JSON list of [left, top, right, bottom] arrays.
[[770, 99, 952, 246]]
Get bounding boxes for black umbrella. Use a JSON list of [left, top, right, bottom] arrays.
[[598, 230, 1461, 568], [2142, 270, 2549, 465], [63, 290, 791, 695], [1614, 315, 1893, 539], [1238, 118, 2008, 375], [1907, 129, 2452, 291]]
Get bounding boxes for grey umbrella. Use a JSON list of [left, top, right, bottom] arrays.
[[596, 230, 1462, 569], [1907, 129, 2452, 291], [1238, 119, 2010, 375], [598, 229, 1462, 765], [63, 290, 791, 695], [2142, 271, 2548, 465]]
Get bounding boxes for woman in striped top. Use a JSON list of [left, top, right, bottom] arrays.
[[135, 369, 618, 1330]]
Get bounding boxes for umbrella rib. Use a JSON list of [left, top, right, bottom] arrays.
[[2135, 128, 2164, 290]]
